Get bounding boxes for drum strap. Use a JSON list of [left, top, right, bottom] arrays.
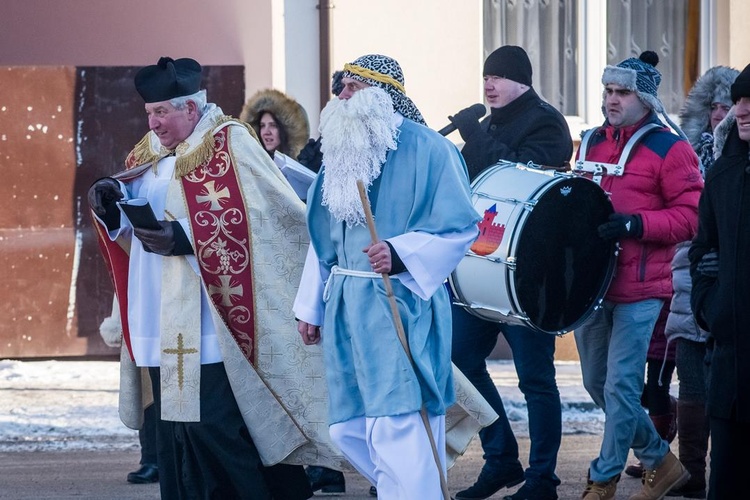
[[574, 123, 661, 184], [323, 265, 401, 301]]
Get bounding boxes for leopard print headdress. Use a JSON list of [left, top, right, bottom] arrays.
[[342, 54, 427, 126]]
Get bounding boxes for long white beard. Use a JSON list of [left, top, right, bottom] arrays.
[[319, 87, 398, 227]]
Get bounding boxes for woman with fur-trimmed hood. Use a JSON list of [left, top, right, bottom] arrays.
[[679, 65, 739, 173], [240, 89, 310, 159]]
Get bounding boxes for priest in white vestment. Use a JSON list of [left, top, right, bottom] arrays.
[[89, 56, 337, 500]]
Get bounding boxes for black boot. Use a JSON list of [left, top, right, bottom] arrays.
[[127, 463, 159, 484], [305, 466, 345, 494], [666, 400, 708, 498], [456, 462, 525, 500]]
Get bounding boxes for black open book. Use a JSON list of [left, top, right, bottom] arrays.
[[117, 198, 161, 230]]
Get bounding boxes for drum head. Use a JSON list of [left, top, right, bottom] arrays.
[[513, 176, 616, 333]]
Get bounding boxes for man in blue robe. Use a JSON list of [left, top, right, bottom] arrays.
[[294, 54, 480, 499]]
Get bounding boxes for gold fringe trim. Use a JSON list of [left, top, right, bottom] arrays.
[[126, 134, 160, 170], [175, 132, 216, 178], [174, 116, 258, 178], [125, 116, 257, 178]]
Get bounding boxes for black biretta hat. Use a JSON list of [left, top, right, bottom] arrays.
[[134, 57, 202, 103]]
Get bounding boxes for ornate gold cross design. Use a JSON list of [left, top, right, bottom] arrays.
[[208, 275, 244, 307], [163, 333, 198, 390], [196, 180, 230, 211]]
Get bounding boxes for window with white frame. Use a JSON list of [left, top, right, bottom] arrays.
[[484, 0, 702, 135], [484, 0, 579, 115]]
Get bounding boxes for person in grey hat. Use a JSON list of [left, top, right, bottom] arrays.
[[86, 56, 344, 500], [449, 45, 572, 500], [573, 51, 702, 500], [689, 62, 750, 500]]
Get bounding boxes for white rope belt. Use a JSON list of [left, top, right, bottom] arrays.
[[323, 265, 398, 302]]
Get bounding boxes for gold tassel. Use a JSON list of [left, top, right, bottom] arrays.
[[174, 116, 252, 178], [126, 134, 160, 170], [124, 116, 250, 178], [175, 132, 216, 178]]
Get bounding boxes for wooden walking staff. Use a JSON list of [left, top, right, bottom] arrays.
[[356, 180, 451, 500]]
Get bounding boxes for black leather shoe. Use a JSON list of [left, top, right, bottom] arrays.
[[127, 463, 159, 484], [306, 466, 345, 493], [456, 464, 525, 500], [503, 478, 558, 500]]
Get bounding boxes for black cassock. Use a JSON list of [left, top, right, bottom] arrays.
[[149, 362, 313, 500]]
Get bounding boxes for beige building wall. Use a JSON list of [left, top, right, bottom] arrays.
[[3, 0, 744, 133], [326, 0, 483, 139], [1, 0, 746, 360], [0, 0, 275, 88], [726, 0, 750, 67]]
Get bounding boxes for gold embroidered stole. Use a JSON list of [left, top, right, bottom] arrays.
[[181, 127, 256, 364], [158, 255, 202, 421], [157, 127, 256, 421]]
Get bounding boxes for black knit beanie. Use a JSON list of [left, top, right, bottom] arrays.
[[483, 45, 532, 86], [731, 63, 750, 103]]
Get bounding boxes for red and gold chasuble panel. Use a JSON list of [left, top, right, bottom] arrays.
[[181, 128, 256, 364]]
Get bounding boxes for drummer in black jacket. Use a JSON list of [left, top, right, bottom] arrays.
[[451, 46, 573, 179], [449, 45, 573, 500]]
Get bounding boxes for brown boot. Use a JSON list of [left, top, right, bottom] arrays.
[[581, 471, 619, 500], [650, 411, 677, 445], [666, 400, 708, 498], [625, 406, 678, 479], [629, 450, 689, 500]]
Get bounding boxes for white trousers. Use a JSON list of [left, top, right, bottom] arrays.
[[329, 412, 447, 500]]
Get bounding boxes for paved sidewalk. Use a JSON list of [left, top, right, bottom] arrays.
[[0, 436, 683, 499], [1, 359, 693, 499]]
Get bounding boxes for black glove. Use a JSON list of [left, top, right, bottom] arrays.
[[597, 213, 643, 240], [133, 221, 176, 256], [449, 106, 483, 142], [696, 250, 719, 277], [88, 177, 124, 217], [297, 138, 323, 173]]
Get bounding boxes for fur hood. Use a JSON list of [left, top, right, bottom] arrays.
[[713, 106, 737, 160], [706, 106, 750, 165], [240, 89, 310, 159], [679, 66, 739, 148]]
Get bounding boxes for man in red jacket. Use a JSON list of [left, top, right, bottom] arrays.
[[573, 51, 703, 500]]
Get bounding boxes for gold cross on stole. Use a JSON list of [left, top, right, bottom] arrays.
[[163, 333, 198, 390]]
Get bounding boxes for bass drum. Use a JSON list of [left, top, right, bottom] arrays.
[[449, 161, 617, 334]]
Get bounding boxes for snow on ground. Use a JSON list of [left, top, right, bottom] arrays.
[[0, 359, 138, 452], [0, 359, 618, 452]]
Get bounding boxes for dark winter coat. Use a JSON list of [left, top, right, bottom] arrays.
[[459, 88, 573, 181], [689, 110, 750, 423], [577, 112, 703, 303]]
